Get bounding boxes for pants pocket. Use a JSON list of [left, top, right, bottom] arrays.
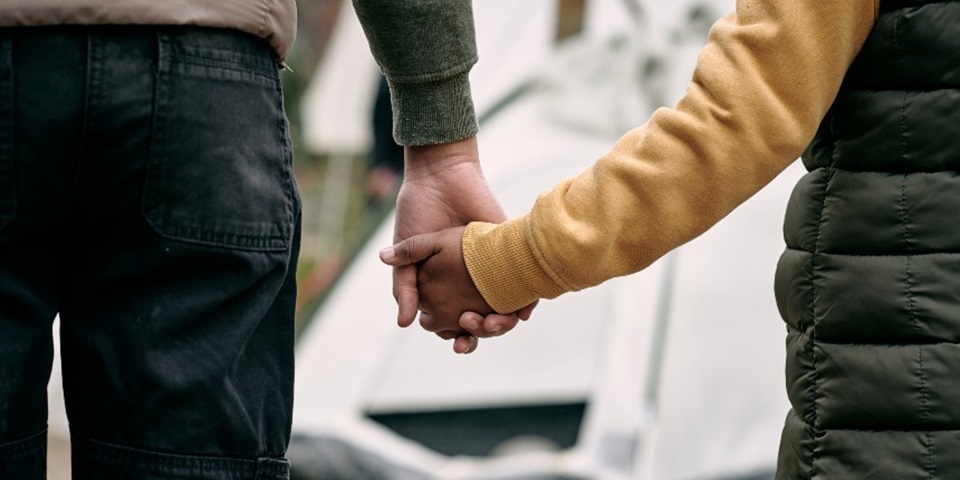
[[143, 32, 298, 252]]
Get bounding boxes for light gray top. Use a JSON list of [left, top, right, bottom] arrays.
[[0, 0, 297, 60]]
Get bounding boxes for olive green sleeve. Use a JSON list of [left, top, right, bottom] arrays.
[[353, 0, 479, 146]]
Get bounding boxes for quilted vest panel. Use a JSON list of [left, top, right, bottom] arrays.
[[775, 1, 960, 478]]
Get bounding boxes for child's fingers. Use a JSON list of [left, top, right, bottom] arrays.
[[379, 233, 440, 267]]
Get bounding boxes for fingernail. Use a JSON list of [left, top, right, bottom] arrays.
[[379, 246, 395, 262], [463, 318, 480, 331], [488, 324, 502, 333]]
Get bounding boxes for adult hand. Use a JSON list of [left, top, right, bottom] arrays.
[[393, 136, 502, 326]]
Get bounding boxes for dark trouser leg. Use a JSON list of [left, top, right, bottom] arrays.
[[5, 26, 300, 479], [0, 28, 89, 480]]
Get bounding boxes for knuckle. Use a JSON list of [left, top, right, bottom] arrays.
[[397, 238, 421, 261]]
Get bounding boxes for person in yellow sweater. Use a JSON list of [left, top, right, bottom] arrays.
[[372, 1, 960, 475]]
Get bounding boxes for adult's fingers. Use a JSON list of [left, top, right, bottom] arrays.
[[459, 311, 519, 337], [453, 334, 478, 354], [433, 330, 478, 354], [418, 311, 439, 332], [392, 265, 419, 327], [434, 330, 462, 340]]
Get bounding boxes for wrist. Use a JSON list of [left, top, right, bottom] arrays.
[[403, 136, 480, 180], [463, 218, 564, 314]]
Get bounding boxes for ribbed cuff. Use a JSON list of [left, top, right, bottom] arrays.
[[389, 71, 479, 146], [462, 218, 566, 314]]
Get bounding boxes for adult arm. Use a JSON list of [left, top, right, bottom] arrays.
[[354, 0, 532, 351]]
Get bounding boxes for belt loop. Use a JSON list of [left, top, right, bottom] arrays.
[[154, 30, 166, 74]]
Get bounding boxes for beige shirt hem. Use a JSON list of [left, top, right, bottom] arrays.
[[0, 0, 296, 59]]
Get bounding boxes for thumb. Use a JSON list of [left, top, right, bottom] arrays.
[[379, 233, 440, 267]]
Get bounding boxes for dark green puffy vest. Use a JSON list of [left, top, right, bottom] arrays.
[[774, 1, 960, 478]]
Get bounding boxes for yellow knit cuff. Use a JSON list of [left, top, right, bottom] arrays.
[[462, 217, 565, 314]]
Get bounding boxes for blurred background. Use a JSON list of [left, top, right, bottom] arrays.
[[47, 0, 806, 478]]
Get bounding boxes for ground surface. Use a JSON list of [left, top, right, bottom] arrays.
[[48, 434, 70, 480]]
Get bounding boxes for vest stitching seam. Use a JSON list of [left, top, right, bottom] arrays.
[[895, 10, 934, 475], [901, 178, 933, 479], [807, 164, 833, 479], [901, 181, 934, 479]]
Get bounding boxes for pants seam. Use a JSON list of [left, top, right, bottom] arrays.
[[72, 434, 289, 475], [0, 429, 46, 458]]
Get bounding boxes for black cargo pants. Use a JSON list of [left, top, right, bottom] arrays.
[[0, 26, 300, 479]]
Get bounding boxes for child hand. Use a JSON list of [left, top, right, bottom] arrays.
[[380, 226, 522, 351]]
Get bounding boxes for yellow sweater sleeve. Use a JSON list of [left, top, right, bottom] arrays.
[[463, 0, 880, 314]]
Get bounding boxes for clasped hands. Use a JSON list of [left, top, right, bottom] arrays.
[[380, 137, 534, 354]]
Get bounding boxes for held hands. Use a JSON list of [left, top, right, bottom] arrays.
[[392, 137, 500, 328], [380, 227, 534, 353], [391, 137, 533, 353]]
